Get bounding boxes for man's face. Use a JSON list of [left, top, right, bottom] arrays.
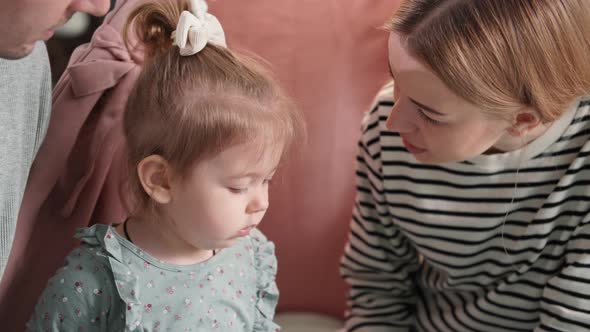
[[0, 0, 110, 59]]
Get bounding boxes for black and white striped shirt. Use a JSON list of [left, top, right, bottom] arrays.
[[341, 82, 590, 332]]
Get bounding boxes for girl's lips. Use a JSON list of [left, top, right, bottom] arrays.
[[235, 225, 256, 237]]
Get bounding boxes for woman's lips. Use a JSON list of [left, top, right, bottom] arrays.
[[402, 138, 427, 154]]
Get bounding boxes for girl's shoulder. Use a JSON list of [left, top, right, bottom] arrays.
[[47, 225, 118, 296], [242, 228, 280, 331], [225, 228, 277, 290], [245, 228, 277, 272], [247, 227, 271, 246], [28, 226, 121, 331], [246, 228, 277, 285], [52, 224, 116, 281]]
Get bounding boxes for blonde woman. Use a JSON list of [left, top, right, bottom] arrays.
[[341, 1, 590, 331]]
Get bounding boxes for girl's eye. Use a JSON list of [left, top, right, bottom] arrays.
[[416, 107, 444, 126], [228, 187, 248, 194], [263, 178, 273, 185]]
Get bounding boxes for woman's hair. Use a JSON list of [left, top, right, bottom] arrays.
[[122, 0, 305, 214], [387, 0, 590, 121]]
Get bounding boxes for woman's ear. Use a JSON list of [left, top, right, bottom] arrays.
[[508, 109, 542, 136], [137, 155, 173, 204]]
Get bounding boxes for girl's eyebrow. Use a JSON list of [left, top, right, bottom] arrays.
[[228, 167, 278, 179]]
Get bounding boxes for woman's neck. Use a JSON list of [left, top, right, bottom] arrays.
[[488, 122, 551, 154]]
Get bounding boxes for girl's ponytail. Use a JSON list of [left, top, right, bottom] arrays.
[[123, 0, 187, 59]]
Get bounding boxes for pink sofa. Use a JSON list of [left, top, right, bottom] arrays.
[[208, 0, 400, 318], [0, 1, 399, 330]]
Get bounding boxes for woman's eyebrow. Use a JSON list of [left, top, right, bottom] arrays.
[[409, 98, 446, 116]]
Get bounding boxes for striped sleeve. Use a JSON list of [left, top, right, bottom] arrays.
[[340, 99, 420, 332], [536, 217, 590, 331]]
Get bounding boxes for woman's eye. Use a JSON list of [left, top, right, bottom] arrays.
[[416, 108, 443, 126]]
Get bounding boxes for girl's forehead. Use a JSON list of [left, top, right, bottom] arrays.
[[206, 141, 282, 173]]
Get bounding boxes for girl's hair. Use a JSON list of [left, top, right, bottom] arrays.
[[122, 0, 305, 214], [387, 0, 590, 121]]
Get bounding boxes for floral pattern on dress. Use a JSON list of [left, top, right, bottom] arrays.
[[27, 224, 279, 331]]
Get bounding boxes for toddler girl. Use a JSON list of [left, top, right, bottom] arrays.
[[28, 0, 305, 330]]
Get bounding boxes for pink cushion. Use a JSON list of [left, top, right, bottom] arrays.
[[0, 3, 400, 330], [209, 0, 400, 317]]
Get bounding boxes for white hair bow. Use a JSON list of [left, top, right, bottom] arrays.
[[172, 0, 227, 56]]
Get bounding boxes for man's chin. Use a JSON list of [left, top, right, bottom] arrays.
[[0, 42, 36, 60]]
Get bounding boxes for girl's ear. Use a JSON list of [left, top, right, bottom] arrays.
[[137, 155, 173, 204], [508, 109, 542, 136]]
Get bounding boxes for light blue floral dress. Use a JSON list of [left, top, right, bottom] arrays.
[[27, 224, 279, 331]]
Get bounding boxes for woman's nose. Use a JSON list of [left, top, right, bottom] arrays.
[[386, 101, 417, 133]]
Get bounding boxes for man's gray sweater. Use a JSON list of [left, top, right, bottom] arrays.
[[0, 42, 51, 280]]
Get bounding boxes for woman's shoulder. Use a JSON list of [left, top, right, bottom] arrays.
[[374, 80, 395, 104], [366, 81, 394, 115], [361, 81, 395, 132]]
